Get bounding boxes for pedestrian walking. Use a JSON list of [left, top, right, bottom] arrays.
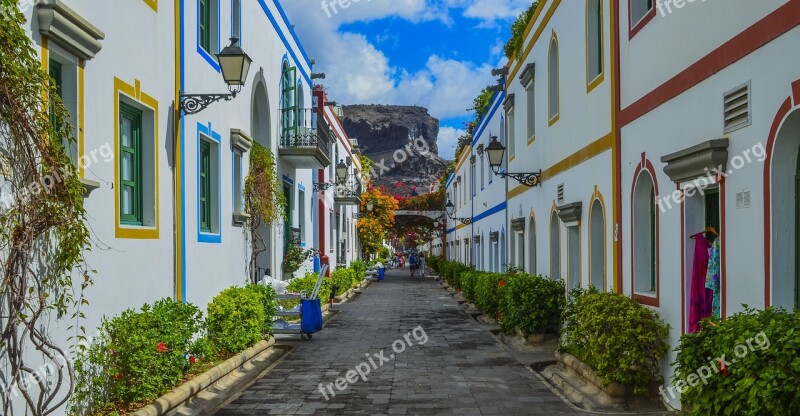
[[419, 253, 426, 277], [408, 252, 418, 278]]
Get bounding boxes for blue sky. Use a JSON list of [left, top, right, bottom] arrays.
[[282, 0, 533, 159]]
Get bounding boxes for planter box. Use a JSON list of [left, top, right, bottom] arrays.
[[556, 351, 663, 400], [515, 327, 559, 345]]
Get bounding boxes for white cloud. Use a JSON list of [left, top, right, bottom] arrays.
[[281, 0, 518, 137], [437, 126, 465, 158]]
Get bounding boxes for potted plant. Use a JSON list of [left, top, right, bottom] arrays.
[[283, 243, 316, 275]]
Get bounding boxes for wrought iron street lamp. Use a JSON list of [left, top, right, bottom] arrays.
[[354, 200, 373, 219], [180, 38, 252, 115], [445, 200, 472, 225], [314, 160, 349, 192], [486, 135, 542, 187]]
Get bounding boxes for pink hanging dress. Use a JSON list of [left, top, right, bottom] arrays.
[[688, 232, 714, 333]]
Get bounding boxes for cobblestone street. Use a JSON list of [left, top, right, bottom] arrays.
[[217, 269, 581, 415]]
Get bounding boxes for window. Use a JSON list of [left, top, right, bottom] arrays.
[[48, 55, 79, 167], [299, 188, 306, 239], [630, 0, 653, 28], [548, 36, 560, 123], [231, 0, 241, 41], [198, 129, 220, 240], [526, 81, 535, 141], [198, 0, 219, 55], [507, 107, 516, 158], [515, 231, 524, 269], [297, 83, 306, 128], [120, 103, 142, 225], [587, 0, 604, 84], [528, 216, 537, 274], [589, 199, 605, 289], [567, 226, 580, 289], [480, 152, 485, 189], [115, 78, 158, 238], [471, 160, 476, 197], [550, 212, 561, 279], [233, 150, 243, 213], [281, 61, 297, 138], [633, 171, 657, 297], [199, 141, 211, 232]]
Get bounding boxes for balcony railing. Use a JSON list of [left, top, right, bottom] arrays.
[[278, 108, 332, 169], [334, 178, 362, 206]]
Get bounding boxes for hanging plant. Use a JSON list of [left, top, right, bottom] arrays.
[[0, 2, 92, 414], [244, 142, 286, 278]]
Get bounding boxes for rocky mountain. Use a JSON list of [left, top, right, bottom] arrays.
[[342, 105, 450, 196]]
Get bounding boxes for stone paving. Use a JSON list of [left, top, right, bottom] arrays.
[[216, 268, 583, 415]]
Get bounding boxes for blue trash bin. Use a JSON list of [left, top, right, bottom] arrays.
[[378, 267, 385, 281]]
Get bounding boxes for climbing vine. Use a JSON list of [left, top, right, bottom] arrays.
[[244, 142, 285, 279], [0, 2, 91, 415]]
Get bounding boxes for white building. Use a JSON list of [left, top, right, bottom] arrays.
[[7, 1, 360, 413]]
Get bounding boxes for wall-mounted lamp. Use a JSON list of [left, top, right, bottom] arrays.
[[180, 38, 252, 115], [486, 135, 542, 187], [445, 200, 472, 225]]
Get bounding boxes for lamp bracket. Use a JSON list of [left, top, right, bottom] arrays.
[[313, 182, 335, 192], [180, 91, 237, 115], [492, 167, 543, 187]]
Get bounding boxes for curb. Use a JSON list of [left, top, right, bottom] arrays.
[[131, 339, 277, 416]]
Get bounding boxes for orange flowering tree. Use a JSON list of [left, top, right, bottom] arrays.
[[357, 186, 399, 256]]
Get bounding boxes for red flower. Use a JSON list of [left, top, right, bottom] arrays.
[[157, 342, 169, 353], [496, 312, 502, 320], [499, 280, 505, 288], [189, 355, 198, 364], [718, 360, 728, 377], [115, 373, 123, 380]]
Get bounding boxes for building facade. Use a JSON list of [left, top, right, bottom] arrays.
[[439, 0, 800, 409], [8, 1, 360, 412]]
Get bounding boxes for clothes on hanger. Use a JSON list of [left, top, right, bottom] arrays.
[[705, 237, 721, 319], [689, 232, 714, 333]]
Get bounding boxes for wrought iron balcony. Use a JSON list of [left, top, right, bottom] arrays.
[[334, 178, 362, 206], [278, 108, 332, 169]]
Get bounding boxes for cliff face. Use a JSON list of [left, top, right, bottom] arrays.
[[342, 105, 449, 196]]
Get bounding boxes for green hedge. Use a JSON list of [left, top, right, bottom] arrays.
[[285, 272, 332, 306], [675, 308, 799, 414], [83, 299, 206, 405], [504, 273, 565, 336], [560, 288, 669, 394], [350, 260, 367, 284], [438, 260, 470, 289], [207, 286, 268, 354], [474, 272, 506, 319], [331, 267, 356, 296]]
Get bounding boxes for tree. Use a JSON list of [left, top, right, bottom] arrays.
[[0, 2, 92, 414], [357, 186, 398, 256], [244, 143, 286, 279], [504, 2, 540, 60]]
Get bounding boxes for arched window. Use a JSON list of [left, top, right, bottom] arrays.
[[528, 215, 537, 275], [589, 199, 605, 289], [587, 0, 603, 84], [550, 211, 561, 280], [548, 35, 560, 123], [633, 171, 657, 297]]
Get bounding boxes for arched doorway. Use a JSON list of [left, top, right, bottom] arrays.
[[589, 199, 605, 290], [770, 109, 800, 310], [250, 77, 273, 281]]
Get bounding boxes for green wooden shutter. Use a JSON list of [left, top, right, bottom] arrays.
[[120, 102, 143, 225], [200, 141, 211, 232], [281, 65, 297, 141], [199, 0, 210, 52]]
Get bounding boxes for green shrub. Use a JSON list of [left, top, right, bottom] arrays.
[[246, 283, 278, 336], [207, 286, 266, 354], [560, 288, 669, 394], [350, 260, 367, 284], [474, 272, 507, 320], [504, 274, 565, 336], [331, 268, 355, 296], [439, 260, 470, 289], [285, 272, 332, 305], [675, 308, 799, 415], [460, 270, 485, 303], [103, 298, 205, 403]]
